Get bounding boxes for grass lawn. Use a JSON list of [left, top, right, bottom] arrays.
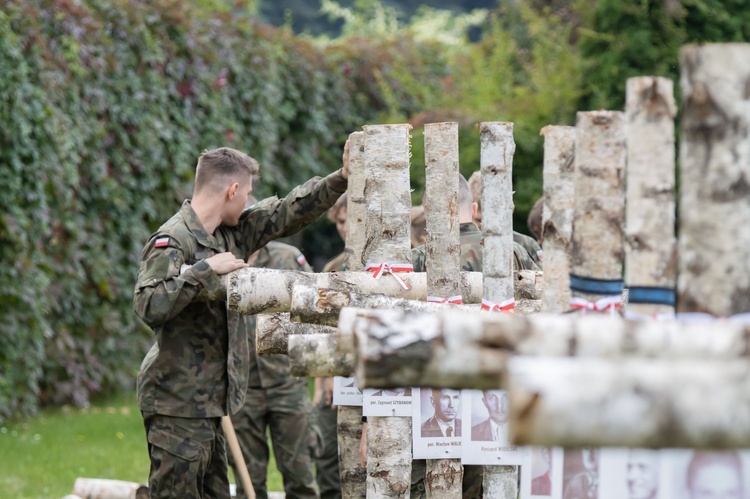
[[0, 392, 284, 498]]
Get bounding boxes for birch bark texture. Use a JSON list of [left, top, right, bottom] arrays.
[[345, 131, 367, 271], [539, 125, 575, 313], [287, 333, 353, 377], [362, 124, 413, 499], [480, 122, 515, 303], [570, 111, 626, 303], [678, 44, 750, 316], [479, 121, 518, 498], [423, 122, 463, 498], [362, 124, 413, 265], [228, 268, 483, 315], [255, 313, 337, 355], [507, 356, 750, 448], [625, 77, 678, 316], [350, 307, 750, 389], [339, 131, 368, 499], [289, 277, 482, 327]]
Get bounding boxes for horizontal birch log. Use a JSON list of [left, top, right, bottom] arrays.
[[348, 308, 750, 389], [225, 268, 484, 315], [255, 313, 338, 355], [290, 270, 542, 326], [71, 478, 148, 499], [508, 357, 750, 448], [288, 333, 354, 377]]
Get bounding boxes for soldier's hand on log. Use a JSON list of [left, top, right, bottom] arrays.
[[341, 138, 350, 179], [205, 252, 249, 275]]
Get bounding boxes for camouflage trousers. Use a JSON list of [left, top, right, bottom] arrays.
[[142, 412, 230, 499], [314, 402, 341, 499], [228, 378, 319, 499]]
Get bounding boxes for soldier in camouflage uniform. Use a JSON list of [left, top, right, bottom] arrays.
[[134, 145, 348, 499], [467, 170, 543, 268], [410, 174, 537, 499], [228, 240, 319, 499]]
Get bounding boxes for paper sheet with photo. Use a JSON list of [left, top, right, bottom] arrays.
[[659, 448, 750, 499], [412, 387, 462, 459], [362, 387, 413, 417], [461, 389, 528, 466], [520, 447, 563, 499], [332, 376, 363, 407], [592, 448, 668, 499]]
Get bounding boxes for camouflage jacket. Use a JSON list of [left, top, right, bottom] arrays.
[[411, 222, 540, 272], [513, 231, 543, 268], [247, 241, 312, 389], [134, 171, 346, 418]]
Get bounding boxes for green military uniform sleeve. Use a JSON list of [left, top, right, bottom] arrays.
[[133, 234, 221, 327], [237, 170, 347, 254]]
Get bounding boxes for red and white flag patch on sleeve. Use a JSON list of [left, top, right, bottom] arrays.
[[296, 254, 307, 267], [154, 237, 170, 248]]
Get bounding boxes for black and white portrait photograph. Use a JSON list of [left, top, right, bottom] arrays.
[[592, 448, 663, 499], [332, 376, 363, 407], [461, 389, 528, 466], [412, 388, 462, 459], [661, 449, 750, 499], [521, 447, 564, 499], [562, 448, 600, 499]]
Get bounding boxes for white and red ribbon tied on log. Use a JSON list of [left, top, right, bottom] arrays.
[[570, 295, 622, 313], [427, 295, 463, 305], [481, 298, 515, 313], [364, 262, 414, 290]]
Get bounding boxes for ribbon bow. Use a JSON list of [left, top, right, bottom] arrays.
[[364, 262, 414, 290], [481, 298, 515, 312], [570, 295, 622, 313], [427, 295, 464, 305]]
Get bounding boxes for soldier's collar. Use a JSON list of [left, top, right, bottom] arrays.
[[181, 200, 224, 251]]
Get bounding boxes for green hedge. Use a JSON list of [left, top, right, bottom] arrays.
[[0, 0, 452, 420]]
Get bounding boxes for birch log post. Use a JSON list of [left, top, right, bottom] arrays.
[[507, 356, 750, 448], [539, 125, 575, 313], [339, 130, 368, 498], [570, 111, 627, 305], [423, 122, 463, 498], [288, 333, 354, 376], [255, 313, 337, 355], [361, 123, 413, 498], [479, 122, 518, 497], [678, 44, 750, 316], [227, 268, 483, 315], [625, 77, 678, 316], [351, 307, 750, 389], [345, 131, 367, 271]]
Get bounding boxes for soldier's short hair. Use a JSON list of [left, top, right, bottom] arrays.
[[327, 192, 348, 223], [411, 205, 426, 248], [195, 147, 259, 193], [528, 197, 544, 242]]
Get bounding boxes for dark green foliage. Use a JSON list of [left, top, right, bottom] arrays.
[[0, 0, 425, 420], [577, 0, 750, 111]]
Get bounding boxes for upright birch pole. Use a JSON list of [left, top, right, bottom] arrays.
[[678, 43, 750, 316], [539, 126, 575, 313], [569, 111, 627, 306], [625, 77, 677, 316], [423, 122, 463, 498], [362, 124, 413, 498], [480, 122, 518, 497], [338, 131, 367, 498]]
